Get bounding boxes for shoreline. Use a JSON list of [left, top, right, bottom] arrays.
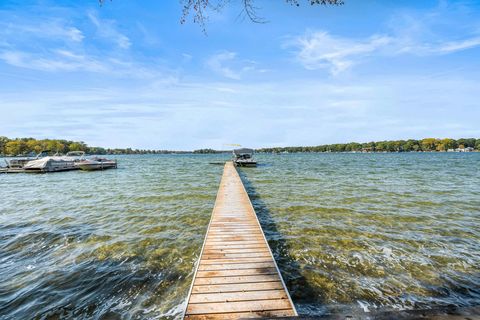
[[1, 150, 479, 157]]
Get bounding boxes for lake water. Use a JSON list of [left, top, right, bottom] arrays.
[[0, 153, 479, 319]]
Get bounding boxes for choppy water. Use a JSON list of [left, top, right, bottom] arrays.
[[0, 153, 479, 319]]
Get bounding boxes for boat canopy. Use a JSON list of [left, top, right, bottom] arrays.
[[233, 148, 254, 156], [23, 155, 77, 169], [23, 157, 51, 169]]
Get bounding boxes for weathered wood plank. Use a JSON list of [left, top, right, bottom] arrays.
[[206, 232, 263, 236], [209, 224, 257, 227], [203, 248, 270, 254], [207, 232, 263, 236], [208, 231, 258, 235], [198, 262, 276, 271], [206, 233, 264, 237], [196, 267, 277, 278], [189, 289, 288, 304], [184, 310, 295, 319], [183, 161, 296, 319], [199, 261, 274, 267], [199, 257, 274, 265], [203, 240, 264, 245], [201, 252, 272, 259], [193, 273, 280, 286], [191, 281, 285, 294], [208, 230, 259, 233], [186, 299, 293, 315], [205, 242, 265, 250]]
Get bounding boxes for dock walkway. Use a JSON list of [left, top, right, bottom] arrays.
[[184, 161, 297, 319]]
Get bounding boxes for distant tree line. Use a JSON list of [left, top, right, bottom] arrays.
[[192, 148, 228, 154], [0, 137, 186, 156], [2, 137, 479, 156], [257, 138, 480, 153]]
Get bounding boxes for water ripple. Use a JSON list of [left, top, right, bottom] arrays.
[[1, 153, 479, 318]]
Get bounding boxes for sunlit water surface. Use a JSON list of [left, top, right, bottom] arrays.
[[0, 153, 479, 319]]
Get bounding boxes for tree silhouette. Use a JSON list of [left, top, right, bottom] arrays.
[[181, 0, 344, 27], [99, 1, 344, 31]]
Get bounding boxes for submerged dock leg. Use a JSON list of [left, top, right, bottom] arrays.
[[184, 161, 297, 319]]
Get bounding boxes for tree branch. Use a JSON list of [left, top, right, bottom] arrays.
[[99, 1, 344, 31]]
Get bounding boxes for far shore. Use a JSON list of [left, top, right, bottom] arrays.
[[1, 137, 479, 156], [1, 150, 479, 158]]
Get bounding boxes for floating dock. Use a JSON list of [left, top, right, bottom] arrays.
[[184, 161, 297, 319]]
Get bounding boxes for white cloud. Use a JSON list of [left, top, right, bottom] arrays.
[[0, 12, 164, 77], [88, 11, 131, 49], [288, 3, 480, 75], [1, 75, 479, 149], [0, 49, 163, 79], [182, 53, 193, 62], [438, 37, 480, 53], [288, 31, 391, 75], [206, 51, 264, 80], [0, 50, 106, 72], [0, 19, 84, 43], [65, 27, 84, 42], [0, 51, 24, 66], [288, 29, 480, 75], [206, 51, 241, 80]]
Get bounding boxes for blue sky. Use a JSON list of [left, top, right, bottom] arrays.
[[0, 0, 479, 150]]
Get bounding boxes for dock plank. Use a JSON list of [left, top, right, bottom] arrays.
[[203, 248, 270, 254], [204, 244, 266, 250], [196, 268, 278, 278], [199, 258, 274, 265], [191, 282, 285, 294], [198, 262, 276, 271], [188, 289, 288, 304], [186, 299, 293, 315], [183, 162, 296, 319], [185, 310, 294, 320], [194, 274, 281, 286]]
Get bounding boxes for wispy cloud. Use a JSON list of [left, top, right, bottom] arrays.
[[88, 11, 131, 49], [0, 48, 168, 79], [206, 51, 265, 80], [0, 10, 161, 78], [0, 19, 84, 43], [287, 31, 391, 75], [1, 74, 479, 149], [206, 51, 242, 80], [288, 30, 480, 75], [438, 37, 480, 53], [288, 3, 480, 75], [0, 50, 107, 72]]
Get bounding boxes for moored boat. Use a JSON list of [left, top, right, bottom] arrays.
[[75, 157, 117, 171], [22, 151, 85, 173], [233, 148, 257, 167], [4, 150, 50, 170], [7, 158, 35, 169]]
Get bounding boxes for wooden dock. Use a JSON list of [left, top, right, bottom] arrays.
[[183, 161, 297, 319]]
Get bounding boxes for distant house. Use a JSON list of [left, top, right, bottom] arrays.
[[454, 147, 474, 152]]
